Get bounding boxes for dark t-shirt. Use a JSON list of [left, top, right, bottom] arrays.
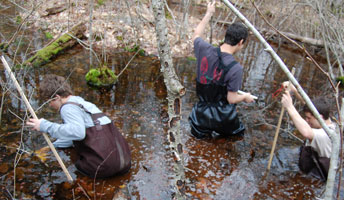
[[194, 37, 243, 92]]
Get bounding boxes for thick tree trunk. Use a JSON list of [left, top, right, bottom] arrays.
[[151, 0, 186, 199], [24, 23, 86, 67]]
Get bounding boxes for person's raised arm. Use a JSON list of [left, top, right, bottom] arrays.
[[192, 1, 216, 42], [281, 91, 314, 140]]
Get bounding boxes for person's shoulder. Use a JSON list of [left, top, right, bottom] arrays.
[[328, 122, 337, 131], [234, 62, 243, 71], [194, 37, 203, 43], [228, 60, 243, 73], [314, 123, 338, 138], [312, 128, 330, 140], [194, 37, 212, 48], [61, 96, 85, 111], [60, 103, 80, 113]]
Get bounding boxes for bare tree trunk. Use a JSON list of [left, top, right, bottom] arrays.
[[178, 0, 191, 42], [151, 0, 186, 199], [310, 0, 344, 77], [309, 1, 344, 198], [88, 0, 94, 67], [221, 1, 339, 199]]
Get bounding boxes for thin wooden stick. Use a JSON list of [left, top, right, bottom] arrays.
[[221, 0, 339, 197], [1, 55, 73, 182], [237, 90, 258, 100], [267, 67, 295, 170]]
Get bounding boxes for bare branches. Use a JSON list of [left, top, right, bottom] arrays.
[[221, 0, 340, 198], [245, 1, 342, 199], [251, 0, 337, 91], [88, 0, 94, 67], [312, 0, 344, 77], [1, 1, 40, 52], [1, 56, 74, 182]]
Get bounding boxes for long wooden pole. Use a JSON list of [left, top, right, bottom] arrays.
[[221, 1, 339, 198], [1, 55, 73, 182], [267, 68, 295, 170]]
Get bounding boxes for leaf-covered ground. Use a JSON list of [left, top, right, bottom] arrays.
[[23, 0, 205, 57]]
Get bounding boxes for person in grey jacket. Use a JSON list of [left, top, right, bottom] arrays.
[[27, 74, 131, 178]]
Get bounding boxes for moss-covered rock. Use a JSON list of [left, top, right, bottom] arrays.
[[85, 66, 118, 88]]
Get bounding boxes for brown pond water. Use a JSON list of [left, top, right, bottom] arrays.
[[1, 1, 344, 200]]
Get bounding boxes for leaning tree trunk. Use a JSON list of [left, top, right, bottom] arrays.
[[221, 0, 339, 199], [151, 0, 186, 199]]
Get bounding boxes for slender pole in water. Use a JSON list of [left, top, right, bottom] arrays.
[[267, 68, 295, 170], [221, 1, 339, 198], [209, 16, 213, 45], [1, 55, 74, 182]]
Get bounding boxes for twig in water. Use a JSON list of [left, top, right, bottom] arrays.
[[1, 56, 74, 181], [117, 49, 141, 78], [76, 182, 91, 200]]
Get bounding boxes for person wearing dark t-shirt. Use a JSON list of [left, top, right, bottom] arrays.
[[189, 1, 255, 138]]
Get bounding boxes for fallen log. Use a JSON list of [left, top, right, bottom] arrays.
[[43, 4, 67, 17], [260, 29, 324, 47], [24, 23, 86, 67], [217, 20, 324, 47]]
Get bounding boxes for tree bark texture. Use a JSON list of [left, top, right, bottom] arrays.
[[221, 1, 339, 199], [25, 23, 86, 67], [151, 0, 186, 199]]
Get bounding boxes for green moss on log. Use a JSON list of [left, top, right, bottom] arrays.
[[24, 23, 86, 67], [26, 34, 72, 67]]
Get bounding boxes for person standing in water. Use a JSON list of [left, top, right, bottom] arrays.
[[189, 1, 255, 139]]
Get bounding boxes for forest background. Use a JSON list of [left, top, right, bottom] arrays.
[[0, 0, 344, 199]]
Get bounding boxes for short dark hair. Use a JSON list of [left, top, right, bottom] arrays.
[[224, 22, 248, 46], [40, 74, 73, 100], [303, 97, 331, 120]]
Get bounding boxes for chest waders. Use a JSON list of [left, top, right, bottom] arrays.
[[61, 102, 131, 179], [189, 48, 245, 138]]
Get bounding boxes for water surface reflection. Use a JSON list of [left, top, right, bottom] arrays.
[[1, 29, 343, 200]]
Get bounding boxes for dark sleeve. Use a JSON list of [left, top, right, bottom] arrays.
[[225, 65, 243, 92], [194, 37, 212, 59]]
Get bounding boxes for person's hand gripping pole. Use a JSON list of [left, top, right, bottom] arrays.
[[1, 55, 74, 182], [267, 67, 295, 171]]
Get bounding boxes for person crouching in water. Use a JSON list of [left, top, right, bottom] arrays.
[[27, 74, 131, 179], [281, 82, 336, 180]]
